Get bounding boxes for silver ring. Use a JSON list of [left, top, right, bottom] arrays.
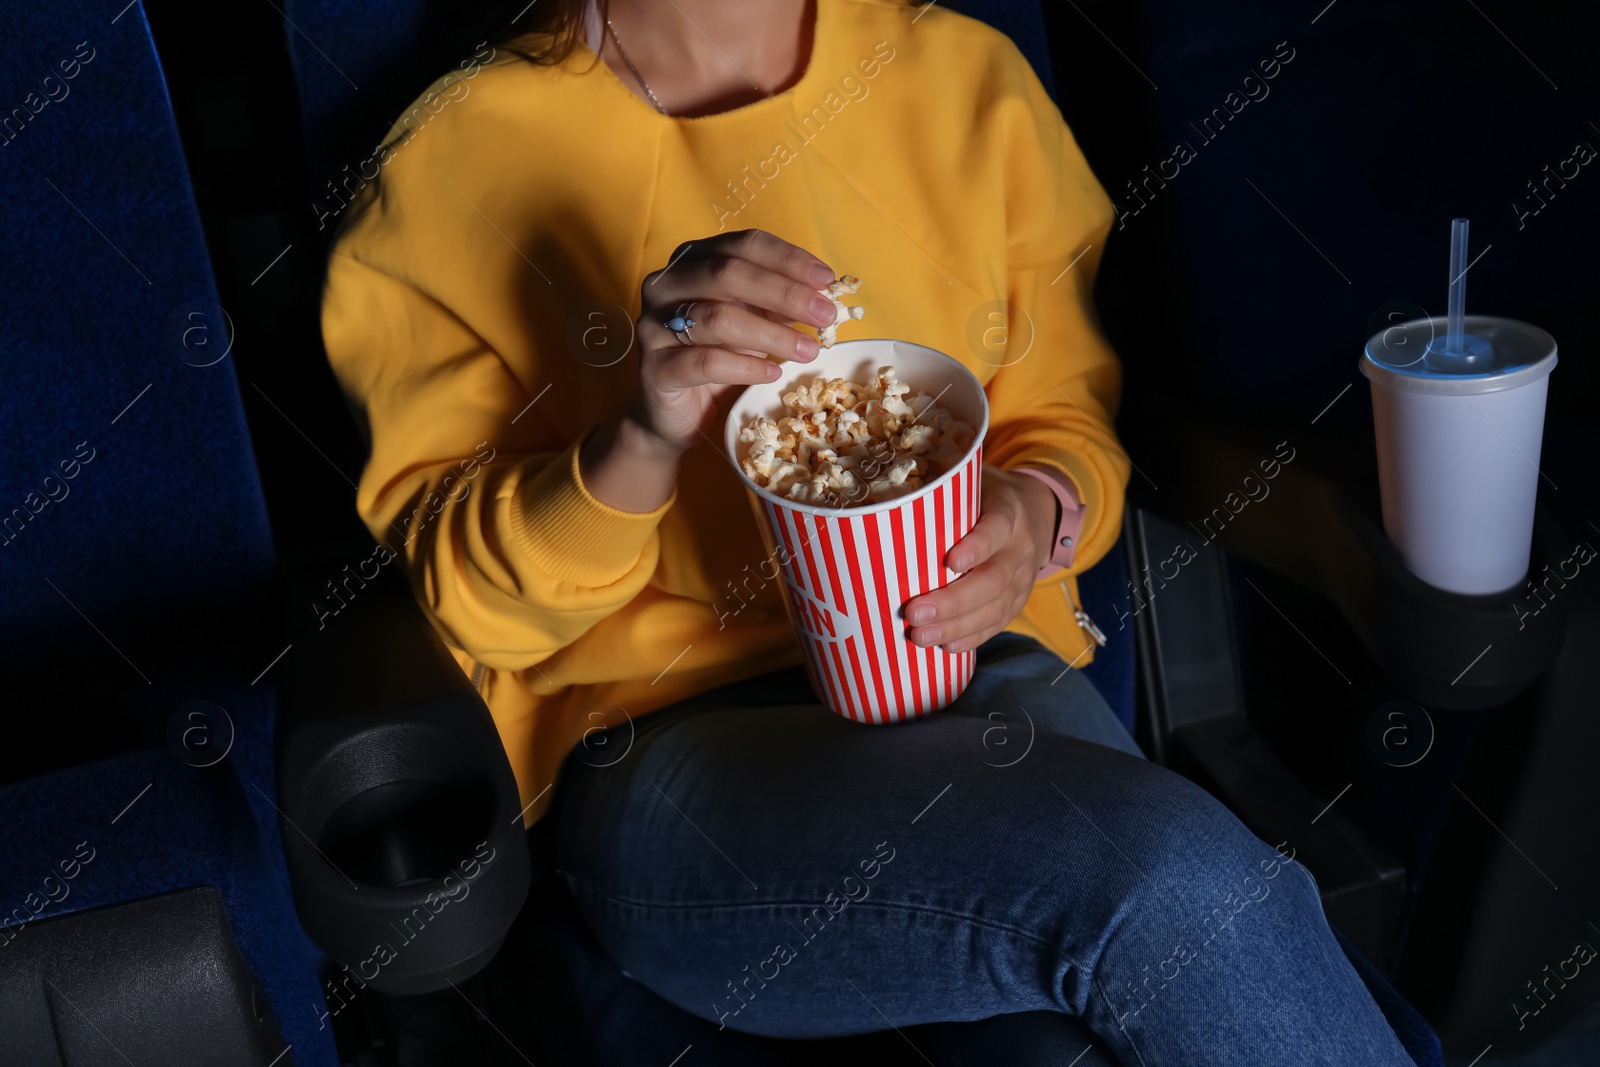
[[664, 302, 698, 346]]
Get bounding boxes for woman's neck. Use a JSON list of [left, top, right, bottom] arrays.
[[602, 0, 815, 116]]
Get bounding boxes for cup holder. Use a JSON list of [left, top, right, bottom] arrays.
[[317, 778, 492, 889]]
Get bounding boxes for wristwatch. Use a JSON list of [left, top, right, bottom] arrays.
[[1011, 465, 1085, 579]]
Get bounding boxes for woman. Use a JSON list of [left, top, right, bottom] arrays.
[[321, 0, 1418, 1061]]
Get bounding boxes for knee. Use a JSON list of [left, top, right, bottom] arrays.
[[1119, 767, 1318, 922]]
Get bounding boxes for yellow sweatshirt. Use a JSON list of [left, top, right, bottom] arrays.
[[321, 0, 1131, 825]]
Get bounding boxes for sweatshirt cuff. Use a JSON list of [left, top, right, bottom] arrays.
[[510, 435, 677, 587]]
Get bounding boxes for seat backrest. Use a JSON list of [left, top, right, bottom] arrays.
[[0, 2, 275, 672], [947, 0, 1055, 97], [285, 0, 479, 183], [1091, 0, 1600, 423], [0, 13, 339, 1066]]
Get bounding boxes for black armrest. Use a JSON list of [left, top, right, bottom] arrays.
[[0, 887, 287, 1065], [1127, 507, 1406, 965], [1135, 424, 1574, 710], [276, 555, 530, 996]]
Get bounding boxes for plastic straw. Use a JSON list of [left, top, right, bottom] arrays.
[[1446, 218, 1469, 354]]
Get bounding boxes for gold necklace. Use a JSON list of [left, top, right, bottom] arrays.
[[605, 17, 670, 115]]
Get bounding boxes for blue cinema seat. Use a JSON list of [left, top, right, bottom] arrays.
[[277, 2, 1455, 1064], [0, 4, 530, 1064], [0, 3, 328, 1062]]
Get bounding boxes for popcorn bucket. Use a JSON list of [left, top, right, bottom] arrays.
[[722, 339, 990, 723]]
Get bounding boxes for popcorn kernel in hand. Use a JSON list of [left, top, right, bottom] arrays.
[[816, 275, 865, 348]]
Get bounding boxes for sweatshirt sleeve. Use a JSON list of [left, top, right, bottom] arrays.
[[321, 251, 675, 672], [977, 45, 1133, 578]]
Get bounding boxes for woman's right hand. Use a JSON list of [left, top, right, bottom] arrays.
[[627, 229, 842, 454]]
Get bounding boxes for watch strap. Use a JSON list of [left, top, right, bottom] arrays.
[[1011, 465, 1084, 579]]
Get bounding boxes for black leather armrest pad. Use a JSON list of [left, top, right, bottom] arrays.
[[0, 888, 285, 1066]]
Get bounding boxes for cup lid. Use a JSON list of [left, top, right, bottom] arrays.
[[1361, 315, 1557, 395]]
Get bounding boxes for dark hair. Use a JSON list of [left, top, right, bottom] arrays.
[[485, 0, 611, 67]]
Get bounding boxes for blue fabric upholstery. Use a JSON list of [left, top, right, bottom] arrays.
[[0, 2, 274, 645], [0, 4, 334, 1063], [286, 0, 469, 182]]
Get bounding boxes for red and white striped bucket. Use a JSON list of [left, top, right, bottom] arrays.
[[723, 340, 990, 723]]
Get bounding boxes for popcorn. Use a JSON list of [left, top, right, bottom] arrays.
[[740, 366, 975, 507], [816, 275, 865, 348]]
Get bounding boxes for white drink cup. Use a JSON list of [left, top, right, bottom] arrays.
[[1361, 315, 1558, 596]]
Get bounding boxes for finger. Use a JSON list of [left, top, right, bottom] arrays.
[[907, 569, 1025, 652], [936, 615, 1010, 655], [650, 345, 780, 390], [681, 229, 835, 289], [646, 257, 839, 331], [903, 557, 1009, 632], [653, 300, 821, 362], [944, 507, 1015, 574], [905, 497, 1019, 625]]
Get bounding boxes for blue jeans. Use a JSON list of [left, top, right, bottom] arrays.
[[552, 633, 1415, 1066]]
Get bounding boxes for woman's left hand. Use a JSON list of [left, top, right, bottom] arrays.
[[903, 466, 1060, 653]]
